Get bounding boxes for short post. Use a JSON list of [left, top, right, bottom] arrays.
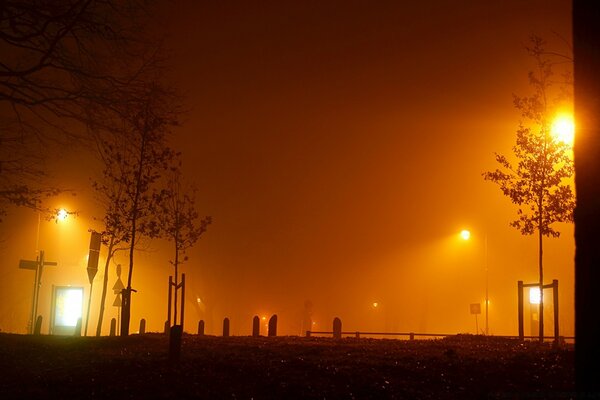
[[355, 332, 360, 338], [74, 318, 82, 337], [109, 318, 116, 336], [164, 320, 169, 335], [33, 315, 42, 336], [553, 279, 559, 343], [518, 281, 524, 340], [268, 315, 277, 337], [197, 320, 205, 336], [333, 317, 342, 339], [252, 316, 260, 337], [223, 318, 230, 337], [306, 330, 311, 338], [169, 325, 183, 362], [409, 332, 414, 341], [139, 318, 146, 334], [167, 276, 173, 328]]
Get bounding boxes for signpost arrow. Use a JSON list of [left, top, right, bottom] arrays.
[[84, 232, 102, 336]]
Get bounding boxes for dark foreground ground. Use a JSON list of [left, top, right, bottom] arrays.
[[0, 333, 574, 399]]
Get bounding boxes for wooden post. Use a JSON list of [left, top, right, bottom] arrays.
[[223, 318, 230, 337], [109, 318, 116, 336], [180, 273, 186, 328], [167, 276, 173, 329], [164, 320, 169, 335], [333, 317, 342, 339], [33, 315, 42, 336], [553, 279, 559, 343], [409, 332, 414, 341], [169, 325, 183, 362], [268, 315, 277, 337], [74, 318, 82, 337], [518, 281, 524, 340], [252, 316, 260, 337], [198, 320, 205, 336], [139, 318, 146, 334]]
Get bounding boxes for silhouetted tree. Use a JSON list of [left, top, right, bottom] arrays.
[[483, 36, 575, 342], [0, 0, 163, 220], [158, 165, 211, 325], [93, 84, 179, 336]]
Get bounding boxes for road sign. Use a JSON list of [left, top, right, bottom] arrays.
[[470, 303, 481, 315], [86, 232, 102, 284], [112, 278, 125, 294], [19, 260, 38, 270], [113, 293, 122, 307]]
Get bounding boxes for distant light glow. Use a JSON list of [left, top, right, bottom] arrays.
[[57, 208, 68, 221], [551, 114, 575, 146], [460, 230, 471, 241], [54, 287, 83, 326], [529, 287, 541, 305], [372, 302, 379, 308]]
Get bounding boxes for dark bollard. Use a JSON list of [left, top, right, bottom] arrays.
[[306, 330, 311, 338], [355, 332, 360, 338], [268, 314, 277, 337], [110, 318, 116, 336], [34, 316, 42, 336], [252, 316, 260, 337], [333, 317, 342, 339], [164, 320, 169, 335], [223, 318, 230, 337], [169, 325, 183, 362], [409, 332, 415, 341], [139, 318, 146, 334], [74, 318, 82, 337], [197, 320, 205, 336]]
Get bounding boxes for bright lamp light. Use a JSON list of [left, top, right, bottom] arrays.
[[529, 287, 541, 305]]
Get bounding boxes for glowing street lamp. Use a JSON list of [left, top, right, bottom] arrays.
[[460, 229, 489, 335], [56, 208, 69, 222], [551, 114, 575, 146]]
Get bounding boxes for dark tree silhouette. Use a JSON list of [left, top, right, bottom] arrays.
[[483, 36, 575, 342], [573, 0, 600, 393], [158, 165, 211, 325], [0, 0, 162, 220], [92, 84, 179, 336]]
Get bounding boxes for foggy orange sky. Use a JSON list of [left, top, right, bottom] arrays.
[[0, 1, 574, 338]]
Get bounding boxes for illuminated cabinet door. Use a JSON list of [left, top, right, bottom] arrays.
[[50, 286, 84, 335]]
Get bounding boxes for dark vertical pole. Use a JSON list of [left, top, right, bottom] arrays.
[[223, 318, 230, 337], [333, 317, 342, 339], [180, 273, 186, 328], [109, 318, 116, 336], [268, 315, 278, 337], [197, 320, 205, 336], [167, 276, 173, 329], [518, 281, 524, 340], [252, 316, 260, 337], [574, 0, 600, 392], [553, 280, 559, 343]]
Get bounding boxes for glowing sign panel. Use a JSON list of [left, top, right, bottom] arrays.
[[52, 286, 83, 335]]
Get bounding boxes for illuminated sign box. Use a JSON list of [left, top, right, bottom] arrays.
[[50, 286, 83, 335]]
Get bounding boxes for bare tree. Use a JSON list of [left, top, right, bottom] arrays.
[[483, 36, 575, 342], [159, 165, 211, 326], [92, 83, 179, 336], [0, 0, 163, 219]]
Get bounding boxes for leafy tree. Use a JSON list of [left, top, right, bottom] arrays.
[[93, 84, 179, 336], [483, 36, 575, 342], [0, 0, 163, 220], [159, 165, 211, 326]]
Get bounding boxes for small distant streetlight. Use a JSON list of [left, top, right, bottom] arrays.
[[372, 302, 379, 308], [56, 208, 69, 222], [460, 230, 471, 241]]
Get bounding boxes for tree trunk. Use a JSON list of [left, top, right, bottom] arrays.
[[573, 1, 600, 393], [96, 237, 115, 336], [538, 227, 544, 342]]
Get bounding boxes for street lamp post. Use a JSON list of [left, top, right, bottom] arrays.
[[461, 229, 489, 335]]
